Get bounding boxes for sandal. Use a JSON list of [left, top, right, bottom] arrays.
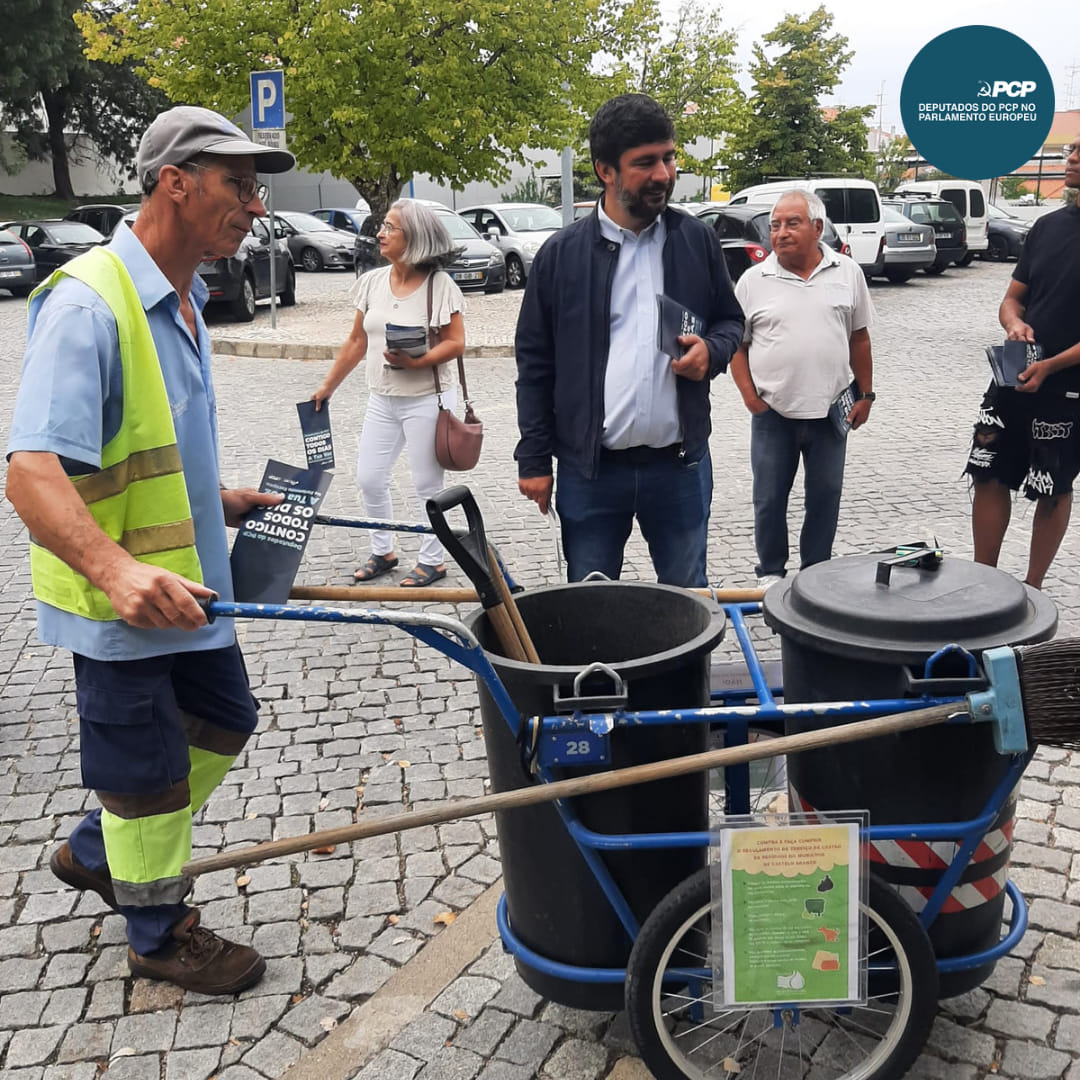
[[400, 563, 447, 587], [353, 554, 399, 582]]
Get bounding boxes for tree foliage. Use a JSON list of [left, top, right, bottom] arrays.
[[874, 134, 914, 194], [601, 1, 744, 179], [0, 0, 168, 198], [78, 0, 651, 221], [725, 6, 873, 192]]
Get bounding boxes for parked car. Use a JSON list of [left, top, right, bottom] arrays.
[[693, 204, 848, 282], [879, 207, 937, 282], [4, 219, 106, 282], [729, 177, 887, 277], [0, 228, 36, 297], [457, 203, 561, 289], [556, 201, 598, 221], [308, 207, 380, 274], [272, 210, 356, 272], [65, 203, 139, 237], [983, 203, 1030, 261], [1017, 192, 1037, 206], [881, 196, 967, 274], [431, 208, 505, 293], [114, 211, 295, 321], [892, 179, 988, 263]]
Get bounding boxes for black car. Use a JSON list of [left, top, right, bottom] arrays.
[[65, 203, 139, 236], [0, 228, 36, 297], [694, 205, 848, 282], [116, 211, 296, 321], [983, 203, 1029, 262], [5, 219, 106, 282], [431, 207, 505, 293], [309, 208, 380, 275], [882, 196, 967, 274]]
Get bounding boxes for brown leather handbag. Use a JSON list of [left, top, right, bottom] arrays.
[[428, 275, 483, 471]]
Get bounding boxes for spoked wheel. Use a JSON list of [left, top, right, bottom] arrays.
[[626, 870, 938, 1080]]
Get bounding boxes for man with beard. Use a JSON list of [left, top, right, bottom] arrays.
[[965, 136, 1080, 590], [514, 93, 743, 585]]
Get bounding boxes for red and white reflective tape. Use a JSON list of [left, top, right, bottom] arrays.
[[893, 863, 1009, 913], [866, 819, 1013, 872]]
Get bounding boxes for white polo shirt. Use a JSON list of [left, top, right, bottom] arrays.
[[735, 242, 874, 419]]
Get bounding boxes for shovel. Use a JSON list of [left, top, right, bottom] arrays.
[[425, 486, 539, 663]]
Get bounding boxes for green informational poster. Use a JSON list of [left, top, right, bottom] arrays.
[[718, 821, 862, 1006]]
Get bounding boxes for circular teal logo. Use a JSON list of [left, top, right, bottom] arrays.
[[900, 26, 1054, 180]]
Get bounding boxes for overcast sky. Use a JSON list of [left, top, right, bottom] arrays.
[[661, 1, 1077, 133]]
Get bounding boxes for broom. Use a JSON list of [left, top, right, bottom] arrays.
[[182, 635, 1080, 878]]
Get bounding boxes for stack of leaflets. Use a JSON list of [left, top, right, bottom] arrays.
[[985, 340, 1043, 388], [385, 323, 428, 358], [655, 294, 705, 358], [828, 380, 859, 437]]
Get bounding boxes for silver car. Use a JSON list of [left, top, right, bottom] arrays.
[[0, 228, 36, 297], [880, 207, 936, 283], [457, 202, 561, 289], [273, 210, 357, 272]]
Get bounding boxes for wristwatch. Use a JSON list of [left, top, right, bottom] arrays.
[[856, 391, 876, 402]]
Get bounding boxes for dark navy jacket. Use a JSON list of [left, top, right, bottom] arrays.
[[514, 205, 744, 479]]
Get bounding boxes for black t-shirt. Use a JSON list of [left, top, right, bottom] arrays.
[[1013, 204, 1080, 392]]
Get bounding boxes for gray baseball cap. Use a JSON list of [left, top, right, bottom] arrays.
[[136, 105, 295, 190]]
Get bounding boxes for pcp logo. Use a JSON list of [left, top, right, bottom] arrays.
[[979, 79, 1038, 97]]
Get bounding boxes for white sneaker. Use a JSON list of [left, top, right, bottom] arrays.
[[756, 574, 784, 590]]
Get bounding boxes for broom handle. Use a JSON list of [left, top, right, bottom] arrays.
[[183, 701, 956, 877], [289, 585, 767, 605], [487, 544, 541, 664]]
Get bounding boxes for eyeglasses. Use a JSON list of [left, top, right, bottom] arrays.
[[182, 162, 268, 205], [1063, 143, 1079, 160], [377, 221, 403, 234]]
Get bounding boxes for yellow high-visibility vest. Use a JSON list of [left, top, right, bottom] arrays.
[[29, 247, 203, 620]]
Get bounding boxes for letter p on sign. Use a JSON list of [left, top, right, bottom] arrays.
[[250, 70, 285, 129]]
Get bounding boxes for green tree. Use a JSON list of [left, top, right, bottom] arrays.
[[875, 134, 915, 194], [602, 1, 744, 180], [999, 175, 1028, 200], [502, 170, 557, 206], [0, 0, 168, 199], [78, 0, 645, 222], [725, 6, 873, 192]]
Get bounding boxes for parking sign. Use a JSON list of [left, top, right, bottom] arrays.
[[250, 70, 285, 130]]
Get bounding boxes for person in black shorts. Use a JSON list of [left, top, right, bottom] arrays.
[[965, 134, 1080, 589]]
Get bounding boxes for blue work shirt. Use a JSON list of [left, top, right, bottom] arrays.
[[7, 224, 237, 660], [596, 202, 680, 450]]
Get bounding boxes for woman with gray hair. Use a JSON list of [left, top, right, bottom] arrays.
[[312, 198, 466, 585]]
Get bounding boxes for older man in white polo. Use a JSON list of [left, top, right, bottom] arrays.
[[731, 189, 875, 586]]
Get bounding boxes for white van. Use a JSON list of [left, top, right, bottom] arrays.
[[891, 179, 988, 262], [728, 178, 887, 277]]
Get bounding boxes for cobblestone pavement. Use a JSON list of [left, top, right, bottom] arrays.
[[1, 258, 1079, 1080]]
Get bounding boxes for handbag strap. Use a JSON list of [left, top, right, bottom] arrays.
[[427, 272, 470, 405]]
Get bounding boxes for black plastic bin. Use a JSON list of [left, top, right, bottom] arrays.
[[763, 551, 1057, 997], [468, 580, 724, 1009]]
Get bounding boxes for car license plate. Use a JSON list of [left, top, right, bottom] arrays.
[[0, 269, 22, 279], [939, 231, 953, 239], [453, 271, 483, 282], [898, 232, 921, 242]]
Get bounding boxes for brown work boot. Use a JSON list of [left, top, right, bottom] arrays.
[[128, 909, 266, 994], [50, 841, 119, 911]]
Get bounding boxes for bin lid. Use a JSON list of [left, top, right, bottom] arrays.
[[761, 550, 1058, 662]]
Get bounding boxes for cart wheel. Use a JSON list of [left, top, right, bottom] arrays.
[[625, 870, 938, 1080]]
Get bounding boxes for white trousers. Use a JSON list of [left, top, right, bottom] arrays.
[[356, 388, 454, 566]]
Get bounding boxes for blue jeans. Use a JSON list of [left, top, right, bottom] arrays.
[[556, 448, 712, 587], [751, 409, 847, 578]]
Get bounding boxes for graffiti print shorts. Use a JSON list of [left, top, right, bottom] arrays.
[[965, 384, 1080, 500]]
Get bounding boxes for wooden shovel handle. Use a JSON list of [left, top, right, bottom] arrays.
[[183, 702, 956, 877]]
